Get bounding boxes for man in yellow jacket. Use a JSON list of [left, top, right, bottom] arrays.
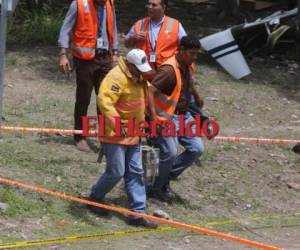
[[88, 49, 158, 228]]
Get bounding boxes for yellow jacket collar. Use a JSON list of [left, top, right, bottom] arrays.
[[118, 57, 144, 83]]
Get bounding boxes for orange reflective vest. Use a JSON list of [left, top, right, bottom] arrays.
[[134, 16, 179, 68], [71, 0, 116, 60], [153, 56, 182, 121]]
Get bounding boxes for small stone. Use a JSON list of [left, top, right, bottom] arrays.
[[184, 238, 190, 244], [282, 98, 291, 104], [286, 182, 300, 190], [80, 191, 89, 198], [56, 176, 61, 183], [5, 222, 16, 228], [248, 113, 254, 117], [221, 173, 227, 178], [291, 114, 298, 120], [0, 202, 9, 211], [210, 196, 218, 201], [21, 233, 28, 240], [153, 209, 171, 220], [49, 246, 61, 249], [277, 160, 284, 166], [206, 97, 219, 102], [246, 204, 252, 209], [265, 107, 272, 111]]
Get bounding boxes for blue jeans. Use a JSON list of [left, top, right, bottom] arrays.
[[153, 112, 204, 190], [90, 143, 146, 213]]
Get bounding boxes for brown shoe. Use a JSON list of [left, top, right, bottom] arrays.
[[76, 139, 91, 152]]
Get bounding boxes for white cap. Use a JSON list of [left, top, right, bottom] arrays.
[[126, 49, 152, 73]]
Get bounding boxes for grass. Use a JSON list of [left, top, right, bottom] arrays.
[[0, 1, 299, 247], [0, 187, 48, 217], [5, 55, 17, 68], [0, 46, 299, 248]]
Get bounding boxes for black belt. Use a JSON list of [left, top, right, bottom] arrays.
[[96, 49, 110, 56], [174, 109, 187, 115]]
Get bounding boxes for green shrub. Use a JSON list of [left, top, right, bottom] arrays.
[[7, 0, 67, 45]]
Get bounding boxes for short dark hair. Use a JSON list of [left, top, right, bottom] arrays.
[[151, 0, 167, 7], [161, 0, 168, 6], [180, 36, 201, 50]]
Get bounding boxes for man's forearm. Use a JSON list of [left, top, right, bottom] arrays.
[[193, 93, 203, 108], [125, 36, 136, 48], [59, 48, 68, 55], [148, 86, 158, 120], [191, 83, 204, 108]]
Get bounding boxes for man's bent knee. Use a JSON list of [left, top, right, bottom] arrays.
[[190, 140, 204, 157]]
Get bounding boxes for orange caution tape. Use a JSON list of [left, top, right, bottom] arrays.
[[0, 176, 281, 250], [214, 136, 300, 145], [0, 125, 82, 135], [1, 125, 299, 146]]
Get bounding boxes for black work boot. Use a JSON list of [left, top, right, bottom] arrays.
[[127, 217, 158, 229], [162, 183, 176, 200], [87, 196, 111, 217], [149, 187, 175, 203], [292, 144, 300, 155]]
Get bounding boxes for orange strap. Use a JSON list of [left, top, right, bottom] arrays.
[[0, 176, 281, 250]]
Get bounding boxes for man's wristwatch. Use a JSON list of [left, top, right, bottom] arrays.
[[59, 52, 67, 57], [112, 50, 119, 56]]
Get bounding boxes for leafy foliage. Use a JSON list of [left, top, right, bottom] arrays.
[[8, 0, 71, 45]]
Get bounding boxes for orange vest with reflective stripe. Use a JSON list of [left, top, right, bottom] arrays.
[[134, 16, 179, 69], [154, 56, 182, 121], [71, 0, 116, 60]]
